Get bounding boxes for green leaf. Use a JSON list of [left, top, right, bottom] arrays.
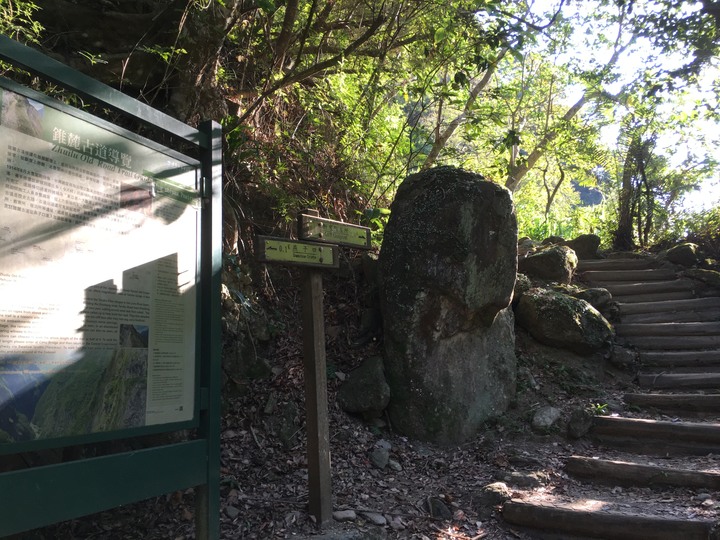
[[434, 28, 447, 44], [256, 0, 276, 12], [454, 71, 469, 88]]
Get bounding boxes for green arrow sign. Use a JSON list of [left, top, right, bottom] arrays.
[[298, 214, 371, 249], [256, 236, 339, 268]]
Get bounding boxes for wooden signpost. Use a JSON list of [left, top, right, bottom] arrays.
[[256, 210, 370, 526]]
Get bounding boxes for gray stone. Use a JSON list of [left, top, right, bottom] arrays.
[[518, 245, 578, 284], [513, 273, 532, 307], [333, 510, 357, 522], [369, 447, 389, 470], [361, 511, 387, 526], [337, 356, 391, 419], [531, 405, 562, 431], [388, 459, 403, 472], [379, 168, 517, 445], [425, 497, 453, 520], [610, 345, 637, 370], [473, 482, 511, 519], [564, 234, 601, 260], [567, 407, 595, 438], [515, 288, 613, 355], [505, 471, 549, 488], [571, 287, 612, 310], [667, 242, 701, 267], [225, 506, 240, 519]]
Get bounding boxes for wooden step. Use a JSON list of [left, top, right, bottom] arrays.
[[502, 500, 716, 540], [616, 322, 720, 337], [565, 455, 720, 489], [613, 291, 697, 303], [620, 308, 720, 324], [625, 393, 720, 413], [637, 371, 720, 390], [577, 258, 659, 271], [626, 335, 720, 350], [591, 416, 720, 455], [619, 297, 720, 316], [639, 350, 720, 367], [582, 268, 678, 282], [601, 279, 694, 296]]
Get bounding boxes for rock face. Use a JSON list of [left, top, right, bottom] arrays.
[[378, 166, 518, 444], [515, 288, 613, 355]]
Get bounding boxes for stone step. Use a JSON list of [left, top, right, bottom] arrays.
[[620, 308, 720, 324], [624, 393, 720, 414], [637, 371, 720, 390], [616, 322, 720, 337], [613, 290, 697, 303], [502, 500, 716, 540], [591, 416, 720, 455], [639, 350, 720, 367], [577, 258, 659, 271], [565, 455, 720, 489], [618, 297, 720, 316], [581, 268, 678, 282], [625, 335, 720, 350]]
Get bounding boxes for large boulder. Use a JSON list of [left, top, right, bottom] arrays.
[[515, 288, 613, 355], [666, 242, 701, 267], [518, 245, 577, 284], [564, 234, 601, 260], [378, 166, 518, 444]]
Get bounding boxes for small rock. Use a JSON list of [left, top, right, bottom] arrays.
[[369, 447, 390, 469], [567, 407, 595, 439], [361, 511, 387, 526], [532, 405, 562, 431], [376, 439, 392, 451], [388, 459, 403, 472], [472, 482, 511, 519], [425, 497, 452, 520], [696, 493, 712, 501], [225, 506, 240, 519], [389, 517, 406, 530], [505, 471, 548, 488], [702, 499, 715, 507], [333, 509, 357, 522]]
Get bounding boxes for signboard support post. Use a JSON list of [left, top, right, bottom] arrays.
[[195, 119, 223, 539], [301, 268, 333, 526]]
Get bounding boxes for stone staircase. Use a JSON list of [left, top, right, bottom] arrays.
[[502, 254, 720, 539]]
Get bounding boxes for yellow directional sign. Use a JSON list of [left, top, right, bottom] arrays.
[[256, 236, 339, 268], [298, 214, 371, 249]]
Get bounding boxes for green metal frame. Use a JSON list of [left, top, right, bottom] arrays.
[[0, 37, 222, 538]]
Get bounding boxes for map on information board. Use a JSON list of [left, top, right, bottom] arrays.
[[0, 84, 199, 445]]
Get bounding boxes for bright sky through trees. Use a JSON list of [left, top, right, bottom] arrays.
[[531, 0, 720, 212]]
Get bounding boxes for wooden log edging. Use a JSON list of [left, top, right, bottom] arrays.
[[637, 372, 720, 390], [565, 455, 720, 489], [624, 393, 720, 412], [502, 500, 717, 540]]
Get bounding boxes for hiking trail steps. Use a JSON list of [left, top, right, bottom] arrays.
[[502, 255, 720, 539]]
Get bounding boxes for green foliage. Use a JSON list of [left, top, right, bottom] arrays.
[[589, 402, 609, 416], [0, 0, 42, 44], [139, 45, 188, 65]]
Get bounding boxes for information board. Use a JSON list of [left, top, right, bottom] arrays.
[[0, 83, 199, 446]]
